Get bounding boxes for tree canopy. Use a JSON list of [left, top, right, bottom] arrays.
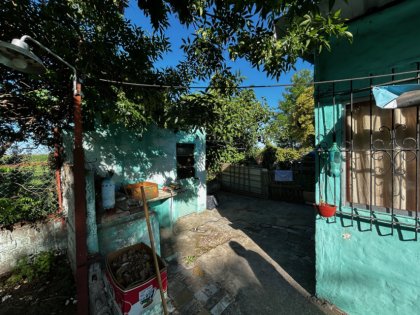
[[0, 0, 350, 157], [172, 73, 270, 177], [267, 69, 315, 148], [138, 0, 351, 79], [0, 0, 187, 154]]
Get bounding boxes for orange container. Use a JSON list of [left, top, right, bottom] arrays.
[[315, 202, 337, 218], [125, 182, 158, 201]]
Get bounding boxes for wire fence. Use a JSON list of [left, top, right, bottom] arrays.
[[0, 143, 59, 227]]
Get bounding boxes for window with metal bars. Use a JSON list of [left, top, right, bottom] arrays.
[[316, 73, 420, 237], [345, 102, 418, 213], [176, 143, 195, 179]]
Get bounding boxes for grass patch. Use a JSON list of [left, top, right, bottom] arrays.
[[183, 255, 197, 265], [6, 251, 55, 286], [28, 154, 48, 163]]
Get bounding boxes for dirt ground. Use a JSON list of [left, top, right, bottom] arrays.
[[0, 253, 76, 315]]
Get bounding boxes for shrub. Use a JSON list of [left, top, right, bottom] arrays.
[[258, 145, 313, 169], [276, 147, 312, 169], [6, 251, 55, 285], [260, 144, 278, 169], [0, 152, 57, 227]]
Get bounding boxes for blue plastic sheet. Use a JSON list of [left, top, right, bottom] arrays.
[[372, 84, 420, 108]]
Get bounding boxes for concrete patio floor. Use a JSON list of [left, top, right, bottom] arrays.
[[161, 192, 344, 315]]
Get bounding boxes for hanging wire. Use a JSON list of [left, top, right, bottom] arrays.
[[98, 69, 420, 90]]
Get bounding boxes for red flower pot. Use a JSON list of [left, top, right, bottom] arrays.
[[316, 202, 337, 218]]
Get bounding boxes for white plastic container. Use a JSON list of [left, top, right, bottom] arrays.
[[101, 177, 115, 210]]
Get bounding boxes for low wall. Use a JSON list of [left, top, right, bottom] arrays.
[[0, 220, 67, 275]]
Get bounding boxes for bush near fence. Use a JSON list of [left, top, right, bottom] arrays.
[[258, 145, 312, 168], [0, 150, 58, 227], [220, 149, 315, 203]]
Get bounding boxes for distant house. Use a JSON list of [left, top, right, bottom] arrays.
[[62, 124, 206, 268], [310, 1, 420, 314]]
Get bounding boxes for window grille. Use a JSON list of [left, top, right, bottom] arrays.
[[316, 67, 420, 239], [176, 143, 195, 179]]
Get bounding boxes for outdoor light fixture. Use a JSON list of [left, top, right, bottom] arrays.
[[0, 37, 45, 74], [0, 35, 88, 315], [0, 36, 78, 93]]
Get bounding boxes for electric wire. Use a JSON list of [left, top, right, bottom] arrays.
[[98, 69, 420, 90]]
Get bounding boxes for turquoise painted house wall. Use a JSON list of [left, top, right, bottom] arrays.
[[82, 124, 206, 223], [84, 170, 161, 257], [315, 1, 420, 314], [64, 124, 206, 257]]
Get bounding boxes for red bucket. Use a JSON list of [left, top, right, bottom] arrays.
[[315, 202, 337, 218]]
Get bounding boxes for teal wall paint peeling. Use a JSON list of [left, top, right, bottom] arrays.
[[149, 199, 172, 229], [96, 211, 161, 257], [64, 124, 206, 257], [85, 124, 205, 254], [81, 124, 206, 225], [315, 1, 420, 314]]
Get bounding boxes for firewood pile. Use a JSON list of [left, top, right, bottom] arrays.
[[109, 248, 154, 289]]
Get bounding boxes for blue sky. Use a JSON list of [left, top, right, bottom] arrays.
[[125, 1, 313, 109]]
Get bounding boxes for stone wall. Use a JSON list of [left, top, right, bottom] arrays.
[[0, 220, 67, 275], [0, 165, 70, 276]]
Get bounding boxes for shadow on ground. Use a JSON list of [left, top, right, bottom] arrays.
[[160, 191, 329, 315], [215, 192, 316, 295]]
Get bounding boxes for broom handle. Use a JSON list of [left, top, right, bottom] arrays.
[[140, 186, 169, 315]]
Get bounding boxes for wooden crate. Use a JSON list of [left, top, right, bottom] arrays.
[[125, 182, 158, 201]]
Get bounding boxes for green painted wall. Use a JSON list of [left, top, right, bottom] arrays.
[[64, 124, 206, 256], [81, 124, 206, 226], [315, 1, 420, 314], [96, 209, 161, 257], [316, 214, 420, 315], [315, 1, 420, 83], [85, 170, 161, 257]]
